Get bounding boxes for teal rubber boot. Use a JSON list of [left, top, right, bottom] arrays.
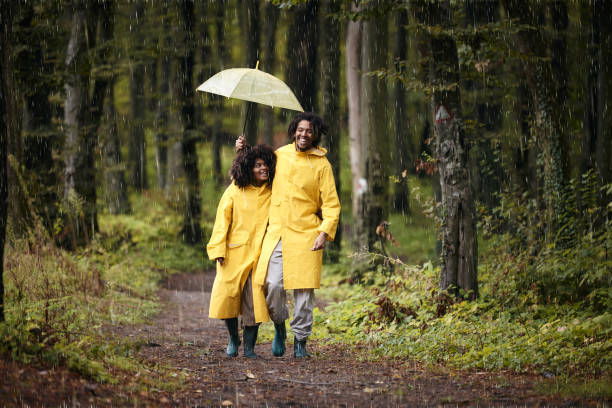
[[224, 318, 240, 357], [293, 338, 311, 359], [271, 321, 286, 357], [243, 325, 259, 359]]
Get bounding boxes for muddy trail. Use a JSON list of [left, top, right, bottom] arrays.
[[0, 271, 600, 407]]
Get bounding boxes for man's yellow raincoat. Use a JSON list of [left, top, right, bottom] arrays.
[[253, 143, 341, 322], [207, 182, 271, 319]]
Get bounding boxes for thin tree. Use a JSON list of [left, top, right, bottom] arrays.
[[0, 0, 12, 322], [239, 0, 260, 145], [261, 2, 280, 146], [320, 0, 341, 261], [357, 3, 389, 252], [154, 2, 171, 190], [177, 0, 202, 244], [128, 0, 147, 191]]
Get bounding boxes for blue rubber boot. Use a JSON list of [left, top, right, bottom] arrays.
[[243, 325, 259, 359], [271, 321, 286, 357], [224, 318, 240, 357], [293, 338, 311, 359]]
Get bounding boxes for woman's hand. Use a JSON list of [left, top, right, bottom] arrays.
[[311, 232, 328, 251], [215, 257, 225, 266], [235, 135, 246, 152]]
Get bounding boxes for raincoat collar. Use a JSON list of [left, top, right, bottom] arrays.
[[291, 142, 327, 157]]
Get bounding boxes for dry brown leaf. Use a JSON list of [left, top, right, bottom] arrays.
[[246, 369, 256, 379], [221, 401, 233, 406]]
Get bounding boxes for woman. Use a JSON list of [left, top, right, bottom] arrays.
[[206, 144, 276, 358]]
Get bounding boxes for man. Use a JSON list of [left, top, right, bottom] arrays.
[[237, 112, 340, 358]]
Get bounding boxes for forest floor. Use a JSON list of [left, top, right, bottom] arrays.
[[1, 270, 607, 407]]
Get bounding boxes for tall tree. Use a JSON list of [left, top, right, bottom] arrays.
[[154, 2, 171, 190], [320, 0, 341, 261], [241, 0, 260, 145], [357, 3, 389, 252], [414, 0, 478, 298], [346, 7, 362, 246], [211, 1, 229, 189], [392, 7, 411, 215], [177, 0, 202, 244], [261, 2, 280, 146], [128, 0, 147, 191], [0, 0, 13, 322], [285, 1, 319, 113]]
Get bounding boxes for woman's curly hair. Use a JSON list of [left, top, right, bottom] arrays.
[[287, 112, 328, 148], [230, 144, 276, 188]]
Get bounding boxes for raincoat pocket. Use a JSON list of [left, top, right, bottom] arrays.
[[227, 231, 249, 249]]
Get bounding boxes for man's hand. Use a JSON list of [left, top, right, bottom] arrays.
[[215, 257, 225, 266], [311, 232, 328, 251], [235, 135, 246, 152]]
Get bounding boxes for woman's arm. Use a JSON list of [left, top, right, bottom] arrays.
[[206, 186, 234, 261]]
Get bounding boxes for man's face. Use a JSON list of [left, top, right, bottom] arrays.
[[295, 120, 314, 152]]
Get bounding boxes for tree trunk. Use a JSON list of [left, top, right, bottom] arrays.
[[415, 0, 478, 298], [155, 2, 170, 190], [178, 0, 202, 244], [261, 2, 280, 146], [128, 0, 147, 191], [359, 2, 389, 252], [64, 4, 97, 248], [211, 1, 228, 189], [392, 7, 411, 215], [19, 3, 58, 233], [241, 0, 260, 145], [285, 1, 319, 113], [320, 0, 341, 261], [103, 84, 130, 215], [0, 0, 13, 322], [346, 9, 362, 248]]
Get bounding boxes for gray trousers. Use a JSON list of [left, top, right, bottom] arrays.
[[264, 240, 315, 341], [240, 274, 257, 327]]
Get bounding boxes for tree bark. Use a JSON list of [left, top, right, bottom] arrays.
[[103, 83, 130, 215], [346, 9, 362, 248], [285, 1, 319, 113], [415, 0, 478, 298], [241, 0, 260, 145], [155, 2, 170, 190], [358, 3, 389, 252], [211, 1, 228, 189], [261, 2, 280, 146], [392, 7, 411, 215], [0, 0, 13, 322], [128, 0, 147, 191], [320, 0, 341, 261], [178, 0, 202, 244]]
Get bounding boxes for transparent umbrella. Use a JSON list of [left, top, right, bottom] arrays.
[[196, 62, 304, 135]]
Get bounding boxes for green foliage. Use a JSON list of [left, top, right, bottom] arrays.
[[1, 192, 209, 385]]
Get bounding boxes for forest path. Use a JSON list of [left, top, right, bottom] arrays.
[[0, 271, 586, 407], [110, 271, 559, 407]]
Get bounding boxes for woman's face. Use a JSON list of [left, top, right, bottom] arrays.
[[295, 120, 314, 151], [252, 158, 269, 186]]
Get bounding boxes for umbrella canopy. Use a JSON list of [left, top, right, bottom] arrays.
[[196, 68, 304, 112]]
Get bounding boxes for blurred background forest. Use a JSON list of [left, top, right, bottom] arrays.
[[0, 0, 610, 390]]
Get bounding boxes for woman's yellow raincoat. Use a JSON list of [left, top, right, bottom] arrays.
[[252, 143, 341, 322], [206, 182, 271, 319]]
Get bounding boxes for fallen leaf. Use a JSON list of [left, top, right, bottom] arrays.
[[363, 387, 376, 393], [246, 369, 256, 379], [221, 401, 233, 406]]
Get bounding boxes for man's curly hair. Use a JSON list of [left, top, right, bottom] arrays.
[[230, 144, 276, 188], [287, 112, 328, 148]]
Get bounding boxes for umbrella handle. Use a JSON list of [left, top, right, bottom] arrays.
[[242, 102, 252, 139]]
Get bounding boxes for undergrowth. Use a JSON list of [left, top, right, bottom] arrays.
[[1, 192, 209, 387]]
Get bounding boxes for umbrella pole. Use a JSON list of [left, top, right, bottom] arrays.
[[242, 102, 252, 139]]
